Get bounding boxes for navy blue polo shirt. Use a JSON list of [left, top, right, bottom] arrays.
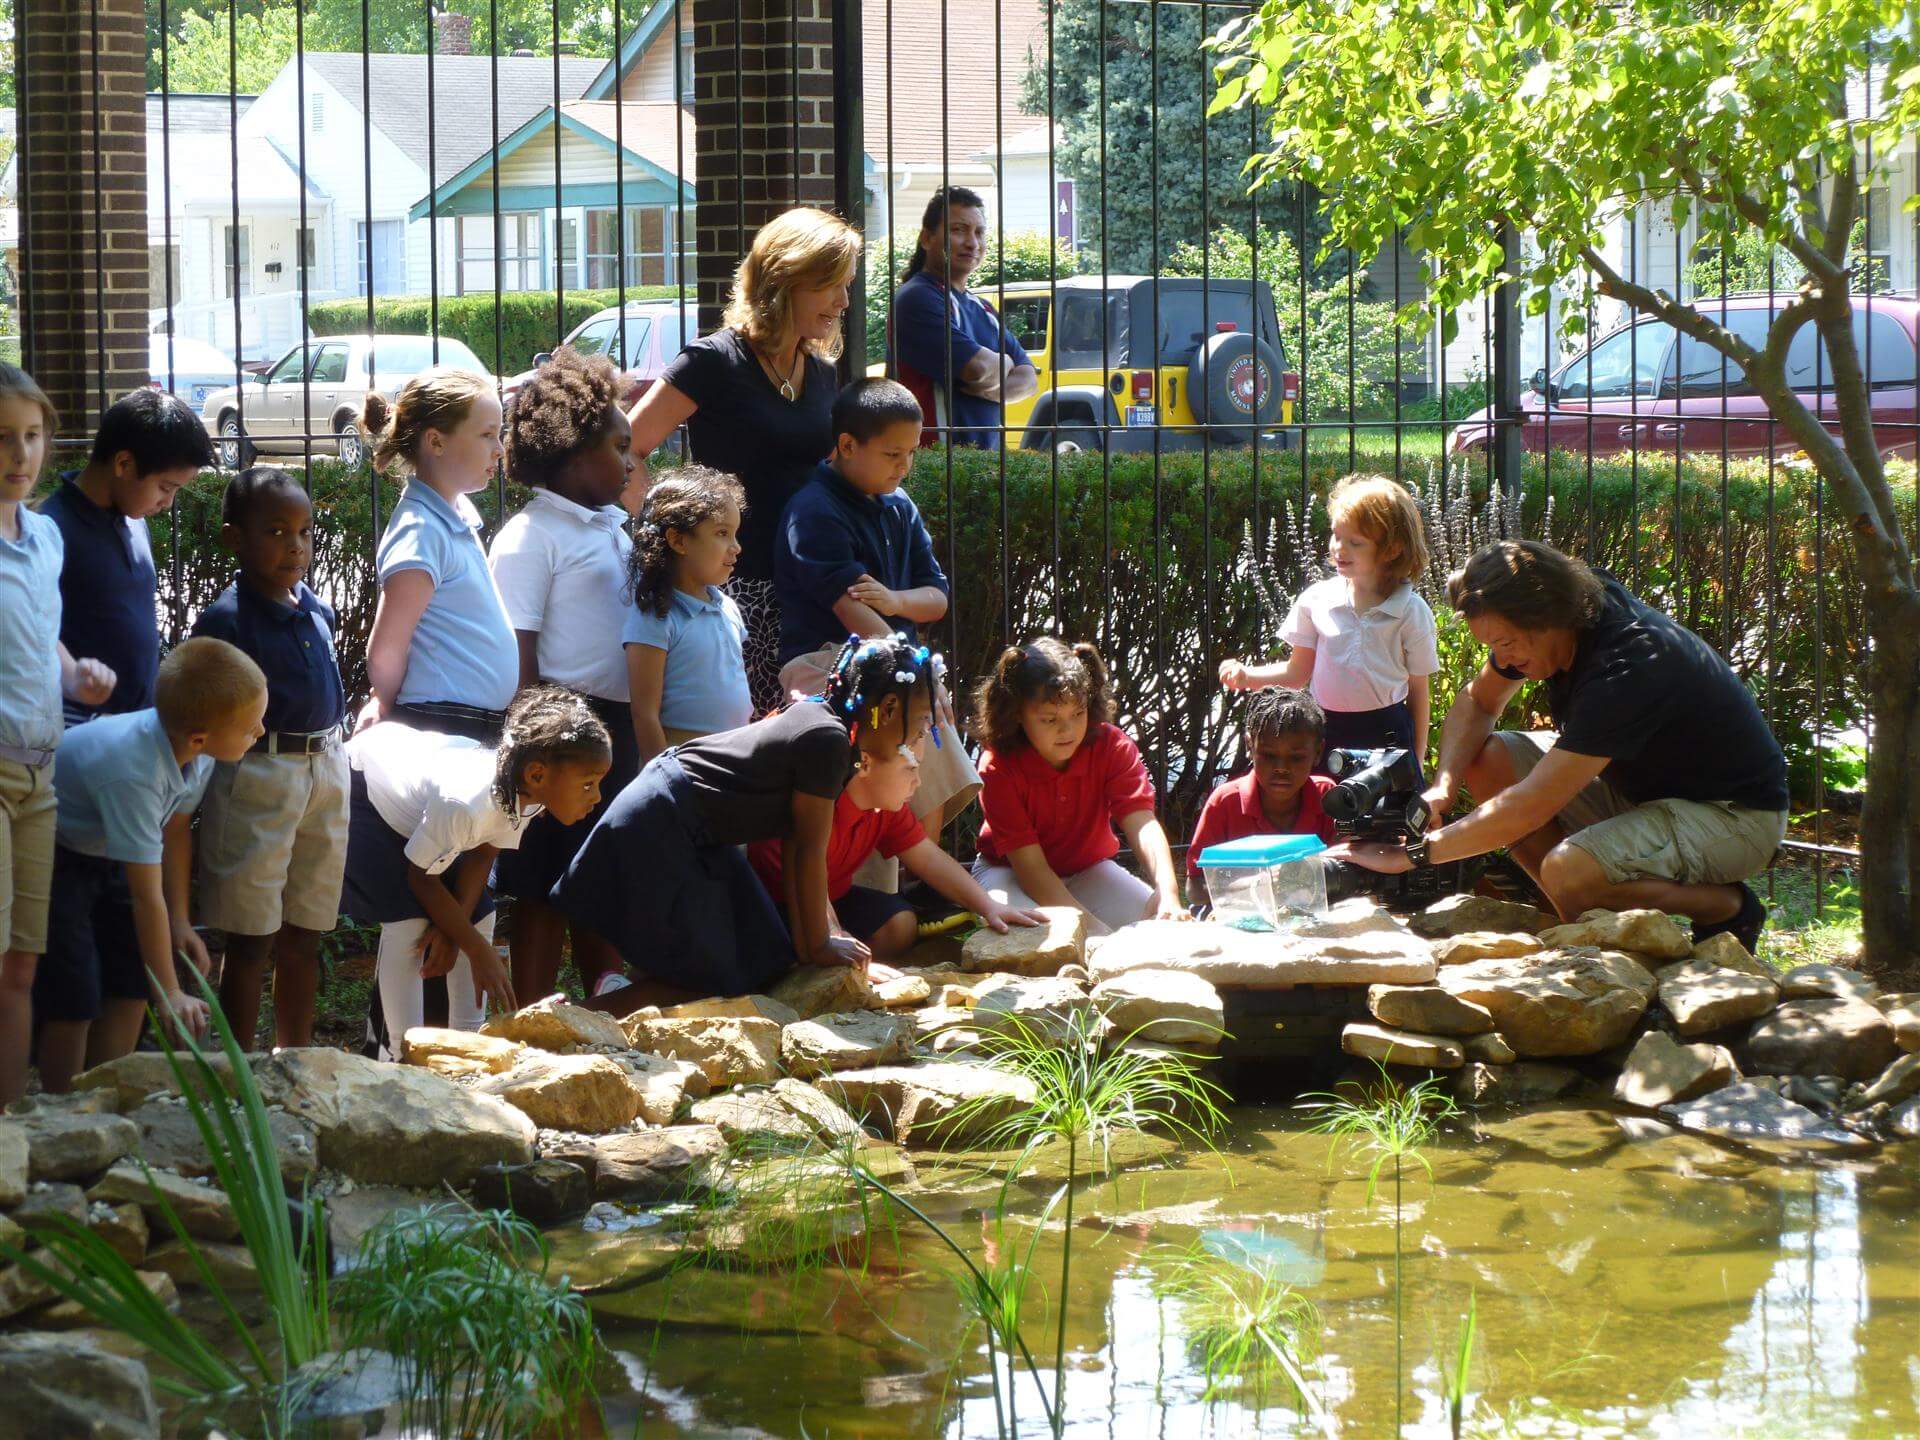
[[891, 271, 1032, 450], [190, 578, 347, 734], [774, 460, 948, 664], [39, 475, 160, 726]]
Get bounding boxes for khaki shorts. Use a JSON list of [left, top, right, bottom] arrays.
[[0, 757, 57, 954], [1494, 731, 1787, 887], [198, 743, 351, 936]]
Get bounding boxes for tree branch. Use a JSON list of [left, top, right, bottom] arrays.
[[1670, 154, 1839, 283], [1579, 243, 1757, 368], [1824, 154, 1859, 269]]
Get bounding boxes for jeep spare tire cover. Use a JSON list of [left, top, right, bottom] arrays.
[[1189, 331, 1283, 426]]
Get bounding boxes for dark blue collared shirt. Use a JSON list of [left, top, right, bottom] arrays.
[[190, 578, 347, 734], [40, 474, 159, 727], [774, 461, 948, 663]]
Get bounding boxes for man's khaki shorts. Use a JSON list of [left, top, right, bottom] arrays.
[[1492, 731, 1786, 887]]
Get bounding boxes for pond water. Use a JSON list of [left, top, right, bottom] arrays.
[[583, 1102, 1919, 1439]]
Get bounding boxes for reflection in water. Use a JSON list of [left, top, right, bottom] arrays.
[[596, 1107, 1919, 1439]]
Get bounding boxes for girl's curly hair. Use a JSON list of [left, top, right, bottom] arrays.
[[627, 466, 747, 617], [505, 345, 624, 492], [493, 684, 613, 810], [818, 632, 943, 753], [969, 637, 1114, 752]]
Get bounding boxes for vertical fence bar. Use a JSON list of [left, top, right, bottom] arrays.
[[1491, 223, 1524, 497], [227, 0, 244, 427], [362, 0, 380, 539], [295, 3, 312, 473], [831, 0, 866, 377]]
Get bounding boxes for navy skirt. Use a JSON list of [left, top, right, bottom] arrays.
[[551, 751, 795, 997], [1318, 701, 1416, 772], [493, 695, 639, 902], [341, 770, 496, 925]]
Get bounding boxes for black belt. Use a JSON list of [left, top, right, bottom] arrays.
[[251, 728, 338, 756]]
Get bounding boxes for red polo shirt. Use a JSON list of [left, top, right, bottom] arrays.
[[1184, 772, 1340, 887], [749, 789, 926, 903], [975, 723, 1158, 876]]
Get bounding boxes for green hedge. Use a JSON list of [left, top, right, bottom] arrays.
[[306, 288, 682, 376], [148, 443, 1907, 845]]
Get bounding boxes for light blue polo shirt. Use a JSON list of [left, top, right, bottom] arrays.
[[54, 709, 213, 865], [622, 585, 754, 734], [0, 506, 65, 753], [376, 481, 519, 712]]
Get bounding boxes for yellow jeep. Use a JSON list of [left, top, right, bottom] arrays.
[[989, 275, 1297, 453]]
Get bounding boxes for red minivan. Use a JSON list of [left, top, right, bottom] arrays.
[[1447, 294, 1920, 461]]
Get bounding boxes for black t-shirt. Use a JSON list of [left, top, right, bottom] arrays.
[[671, 700, 855, 845], [661, 328, 836, 583], [1494, 573, 1788, 811]]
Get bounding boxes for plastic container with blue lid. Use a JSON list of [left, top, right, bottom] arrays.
[[1194, 833, 1330, 929]]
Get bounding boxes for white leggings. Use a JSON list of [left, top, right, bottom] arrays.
[[376, 912, 495, 1061], [970, 859, 1153, 933]]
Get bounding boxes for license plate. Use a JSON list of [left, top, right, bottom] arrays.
[[1127, 405, 1156, 427], [192, 384, 214, 403]]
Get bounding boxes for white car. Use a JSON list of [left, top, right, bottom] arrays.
[[200, 333, 493, 469], [149, 334, 240, 409]]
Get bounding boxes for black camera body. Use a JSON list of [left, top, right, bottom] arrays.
[[1319, 747, 1480, 910]]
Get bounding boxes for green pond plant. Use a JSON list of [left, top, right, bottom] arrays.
[[1300, 1062, 1458, 1437]]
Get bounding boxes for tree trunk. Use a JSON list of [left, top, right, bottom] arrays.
[[1858, 595, 1920, 985]]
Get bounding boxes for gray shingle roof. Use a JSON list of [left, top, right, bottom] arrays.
[[296, 52, 605, 179]]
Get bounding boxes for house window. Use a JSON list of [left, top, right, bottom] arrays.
[[357, 220, 403, 295], [457, 212, 543, 294], [148, 243, 183, 309], [223, 224, 251, 299], [557, 216, 580, 287], [1861, 184, 1893, 293], [584, 209, 621, 289], [584, 205, 677, 289], [678, 29, 695, 104]]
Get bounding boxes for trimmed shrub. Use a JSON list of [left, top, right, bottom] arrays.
[[307, 287, 682, 376]]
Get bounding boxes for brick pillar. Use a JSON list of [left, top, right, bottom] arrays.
[[14, 0, 149, 442], [691, 0, 840, 338]]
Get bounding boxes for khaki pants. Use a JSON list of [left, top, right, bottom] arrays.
[[0, 758, 56, 954]]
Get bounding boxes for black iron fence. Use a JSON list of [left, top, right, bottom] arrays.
[[18, 0, 1912, 903]]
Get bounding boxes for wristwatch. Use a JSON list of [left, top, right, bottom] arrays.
[[1404, 837, 1433, 869]]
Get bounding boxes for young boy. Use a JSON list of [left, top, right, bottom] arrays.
[[40, 389, 215, 726], [34, 638, 267, 1091], [1185, 688, 1341, 903], [773, 378, 976, 851], [190, 468, 349, 1050]]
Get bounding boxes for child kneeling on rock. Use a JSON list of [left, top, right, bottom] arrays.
[[747, 712, 1039, 962], [555, 634, 1026, 1010]]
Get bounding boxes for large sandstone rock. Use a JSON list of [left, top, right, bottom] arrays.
[[0, 1332, 159, 1440], [1614, 1031, 1737, 1108], [22, 1112, 140, 1183], [1659, 1081, 1871, 1150], [1341, 1022, 1464, 1069], [1451, 1061, 1580, 1106], [1745, 997, 1898, 1082], [1410, 893, 1550, 938], [1657, 960, 1780, 1036], [475, 1053, 646, 1133], [1858, 1053, 1920, 1109], [961, 907, 1087, 977], [688, 1090, 817, 1148], [1538, 908, 1691, 961], [258, 1048, 535, 1188], [1880, 995, 1920, 1053], [87, 1203, 149, 1266], [1777, 962, 1878, 1001], [12, 1182, 87, 1237], [781, 1011, 915, 1078], [401, 1027, 526, 1078], [38, 1269, 177, 1329], [128, 1097, 317, 1186], [1090, 969, 1225, 1047], [621, 1017, 783, 1088], [1366, 984, 1495, 1036], [607, 1051, 708, 1127], [469, 1160, 592, 1227], [549, 1124, 728, 1203], [87, 1163, 239, 1243], [1463, 1032, 1517, 1064], [872, 973, 934, 1008], [970, 975, 1094, 1041], [908, 1004, 979, 1040], [660, 994, 800, 1026], [0, 1120, 27, 1207], [0, 1262, 55, 1322], [766, 1079, 871, 1147], [481, 995, 629, 1051], [1429, 932, 1546, 967], [1437, 947, 1656, 1057], [826, 1063, 1038, 1147], [71, 1051, 240, 1111], [1087, 909, 1434, 989], [769, 963, 878, 1019], [1687, 932, 1775, 978]]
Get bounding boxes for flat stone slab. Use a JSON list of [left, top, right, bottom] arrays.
[[1341, 1022, 1464, 1069], [1659, 1081, 1872, 1150], [1777, 962, 1879, 1001], [1367, 983, 1495, 1036], [1657, 960, 1779, 1036], [1539, 908, 1692, 961], [1088, 914, 1434, 990], [961, 907, 1086, 976], [1410, 894, 1551, 938], [1614, 1030, 1737, 1109]]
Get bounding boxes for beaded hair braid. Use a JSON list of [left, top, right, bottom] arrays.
[[818, 632, 944, 752]]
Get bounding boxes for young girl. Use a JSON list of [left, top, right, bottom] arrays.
[[343, 685, 611, 1059], [624, 468, 754, 765], [748, 714, 1040, 960], [0, 364, 115, 1104], [358, 369, 518, 743], [489, 347, 641, 1002], [556, 635, 948, 1011], [970, 638, 1186, 936], [1220, 474, 1439, 766]]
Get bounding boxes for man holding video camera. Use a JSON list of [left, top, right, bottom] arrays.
[[1330, 539, 1788, 951]]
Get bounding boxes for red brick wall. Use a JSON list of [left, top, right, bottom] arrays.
[[14, 0, 150, 444]]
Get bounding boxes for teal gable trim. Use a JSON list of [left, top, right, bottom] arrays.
[[409, 107, 693, 221], [583, 1, 680, 101]]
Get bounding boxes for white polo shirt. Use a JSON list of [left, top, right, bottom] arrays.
[[1281, 576, 1440, 712], [347, 723, 541, 875], [488, 488, 634, 703]]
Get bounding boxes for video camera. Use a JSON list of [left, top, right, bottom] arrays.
[[1319, 747, 1482, 909]]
